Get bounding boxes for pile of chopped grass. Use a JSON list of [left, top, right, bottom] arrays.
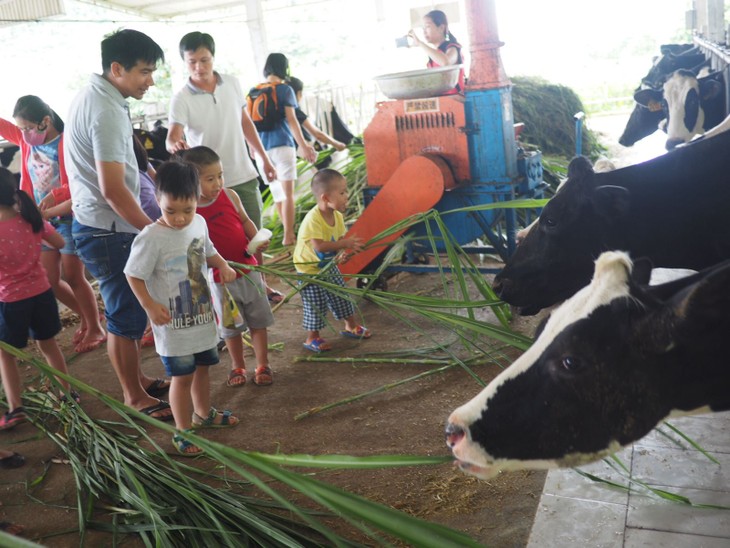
[[511, 76, 603, 160]]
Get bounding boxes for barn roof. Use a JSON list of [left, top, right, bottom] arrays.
[[0, 0, 254, 23]]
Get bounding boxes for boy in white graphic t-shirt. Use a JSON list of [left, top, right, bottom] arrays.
[[125, 160, 239, 456]]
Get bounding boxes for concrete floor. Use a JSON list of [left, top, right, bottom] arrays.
[[527, 411, 730, 547]]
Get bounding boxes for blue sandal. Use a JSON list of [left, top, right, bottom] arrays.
[[302, 338, 332, 353], [173, 430, 202, 456], [191, 408, 238, 429], [341, 325, 371, 339]]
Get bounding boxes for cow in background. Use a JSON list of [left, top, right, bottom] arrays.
[[635, 68, 725, 149], [619, 45, 708, 147], [0, 144, 21, 187], [133, 120, 170, 167], [447, 251, 730, 479], [493, 129, 730, 315]]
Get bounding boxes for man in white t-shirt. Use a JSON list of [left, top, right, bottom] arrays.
[[166, 31, 283, 302]]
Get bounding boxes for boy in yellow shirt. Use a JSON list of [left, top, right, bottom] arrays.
[[293, 169, 371, 352]]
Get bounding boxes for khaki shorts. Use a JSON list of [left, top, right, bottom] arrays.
[[210, 272, 275, 339], [228, 178, 264, 229]]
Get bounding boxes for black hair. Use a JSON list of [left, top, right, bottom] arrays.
[[154, 160, 200, 201], [181, 146, 221, 169], [0, 167, 43, 232], [425, 9, 458, 45], [101, 29, 165, 73], [132, 134, 149, 172], [13, 95, 64, 133], [288, 76, 303, 94], [311, 168, 344, 197], [179, 31, 215, 58], [263, 53, 290, 80]]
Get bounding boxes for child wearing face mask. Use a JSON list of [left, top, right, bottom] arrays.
[[0, 96, 106, 354]]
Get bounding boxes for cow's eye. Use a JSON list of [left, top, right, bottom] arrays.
[[543, 217, 557, 228], [561, 356, 581, 371]]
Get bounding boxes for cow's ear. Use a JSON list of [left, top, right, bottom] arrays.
[[700, 78, 723, 101], [634, 88, 662, 107], [640, 261, 730, 352], [592, 185, 630, 219], [631, 257, 654, 285], [669, 261, 730, 336]]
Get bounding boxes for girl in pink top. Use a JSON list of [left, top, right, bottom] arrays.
[[0, 95, 106, 353], [0, 167, 77, 431]]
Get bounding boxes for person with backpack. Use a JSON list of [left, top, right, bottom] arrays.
[[249, 53, 317, 247]]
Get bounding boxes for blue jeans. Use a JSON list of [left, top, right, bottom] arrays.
[[42, 217, 76, 254], [160, 347, 219, 377], [72, 220, 147, 339]]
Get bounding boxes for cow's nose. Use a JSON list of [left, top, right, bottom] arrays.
[[665, 138, 684, 150], [445, 422, 465, 449], [491, 277, 509, 297]]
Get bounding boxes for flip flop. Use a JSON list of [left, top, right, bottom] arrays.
[[340, 325, 372, 339], [0, 521, 24, 536], [139, 399, 174, 422], [0, 452, 25, 469], [72, 327, 87, 345], [145, 378, 170, 398], [0, 407, 27, 431], [140, 329, 155, 348], [267, 290, 284, 304], [74, 336, 107, 354], [302, 338, 331, 353]]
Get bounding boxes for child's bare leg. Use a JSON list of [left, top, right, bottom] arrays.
[[0, 349, 23, 411], [343, 315, 359, 333], [305, 329, 320, 346], [63, 254, 106, 347], [41, 251, 83, 334], [35, 338, 71, 392], [169, 373, 194, 432], [224, 334, 247, 371], [191, 365, 211, 420], [250, 328, 269, 368]]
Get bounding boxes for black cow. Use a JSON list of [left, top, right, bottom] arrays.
[[133, 121, 170, 167], [447, 251, 730, 479], [493, 129, 730, 315]]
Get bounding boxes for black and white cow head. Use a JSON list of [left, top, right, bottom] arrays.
[[447, 251, 730, 479], [494, 157, 630, 315], [636, 69, 724, 150]]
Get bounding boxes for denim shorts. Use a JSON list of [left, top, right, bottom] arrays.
[[160, 347, 219, 377], [72, 220, 147, 339], [42, 218, 76, 255], [0, 288, 61, 348]]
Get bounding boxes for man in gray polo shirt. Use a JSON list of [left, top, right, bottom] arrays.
[[65, 29, 172, 421]]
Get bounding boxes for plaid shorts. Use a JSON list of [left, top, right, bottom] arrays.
[[300, 269, 355, 331]]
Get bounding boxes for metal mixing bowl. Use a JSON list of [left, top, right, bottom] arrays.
[[374, 65, 462, 100]]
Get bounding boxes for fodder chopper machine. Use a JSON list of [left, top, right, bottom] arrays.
[[340, 0, 545, 287]]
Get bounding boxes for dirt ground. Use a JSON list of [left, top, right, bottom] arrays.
[[0, 263, 546, 547]]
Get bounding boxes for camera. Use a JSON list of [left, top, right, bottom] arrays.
[[395, 36, 410, 48]]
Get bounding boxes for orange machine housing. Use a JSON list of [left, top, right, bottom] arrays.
[[362, 95, 469, 189]]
